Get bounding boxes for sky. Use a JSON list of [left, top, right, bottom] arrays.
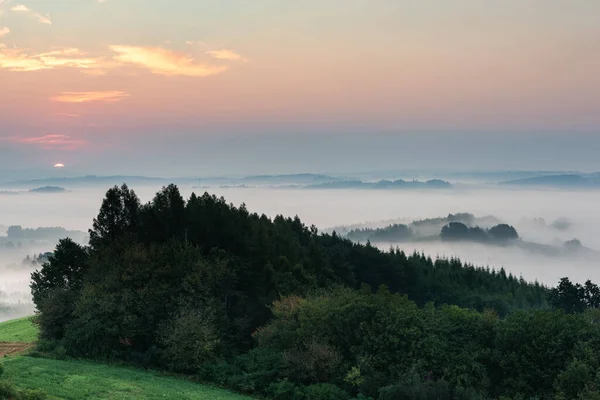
[[1, 0, 599, 177]]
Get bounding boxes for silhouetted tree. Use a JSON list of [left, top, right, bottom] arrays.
[[549, 277, 586, 314], [88, 184, 140, 249]]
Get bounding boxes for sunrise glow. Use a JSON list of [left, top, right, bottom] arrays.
[[0, 1, 599, 174]]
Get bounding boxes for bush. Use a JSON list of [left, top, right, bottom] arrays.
[[0, 380, 16, 399], [303, 383, 350, 400], [554, 359, 592, 399], [158, 306, 222, 372], [230, 347, 284, 393], [16, 389, 49, 400], [0, 380, 48, 400], [35, 289, 76, 340], [266, 379, 305, 400], [378, 376, 452, 400], [282, 340, 343, 384], [198, 361, 240, 386]]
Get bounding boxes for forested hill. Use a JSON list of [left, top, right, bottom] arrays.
[[36, 183, 600, 400], [32, 184, 547, 349]]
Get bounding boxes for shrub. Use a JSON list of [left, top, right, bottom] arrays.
[[0, 380, 16, 399], [34, 289, 76, 340], [16, 389, 49, 400], [198, 361, 240, 386], [159, 306, 222, 372], [231, 347, 284, 393], [554, 359, 592, 399], [303, 383, 350, 400], [266, 379, 305, 400], [0, 380, 48, 400], [282, 340, 343, 384], [378, 373, 452, 400]]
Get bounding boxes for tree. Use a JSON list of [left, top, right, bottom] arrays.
[[30, 238, 88, 305], [30, 238, 88, 340], [440, 222, 470, 241], [488, 224, 519, 242], [138, 184, 186, 243], [584, 280, 600, 309], [550, 278, 586, 314], [88, 184, 140, 249]]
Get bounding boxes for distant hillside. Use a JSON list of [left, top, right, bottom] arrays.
[[500, 174, 600, 187], [308, 179, 452, 190], [3, 225, 88, 244], [242, 173, 345, 184], [10, 174, 347, 189], [29, 186, 66, 193], [8, 175, 172, 188], [344, 213, 502, 243]]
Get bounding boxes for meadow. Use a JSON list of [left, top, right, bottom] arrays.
[[0, 318, 253, 400]]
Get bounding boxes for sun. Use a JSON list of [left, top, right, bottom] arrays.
[[54, 163, 65, 168]]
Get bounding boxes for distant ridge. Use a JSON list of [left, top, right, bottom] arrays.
[[307, 179, 452, 190], [29, 186, 66, 193], [7, 175, 172, 188], [500, 174, 600, 187], [242, 173, 345, 184]]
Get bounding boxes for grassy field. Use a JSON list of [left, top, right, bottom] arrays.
[[0, 316, 38, 343], [3, 357, 253, 400], [0, 318, 252, 400]]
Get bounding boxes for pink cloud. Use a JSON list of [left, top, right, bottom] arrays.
[[205, 49, 247, 62], [110, 45, 227, 77], [9, 134, 87, 150], [50, 91, 130, 103]]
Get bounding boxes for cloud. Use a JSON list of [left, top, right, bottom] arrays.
[[50, 90, 130, 103], [109, 45, 227, 77], [52, 113, 80, 118], [34, 13, 51, 25], [0, 45, 110, 72], [0, 27, 8, 37], [0, 43, 241, 77], [11, 4, 51, 25], [205, 49, 247, 62], [81, 69, 107, 76], [7, 134, 87, 150]]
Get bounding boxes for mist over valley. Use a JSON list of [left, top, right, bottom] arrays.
[[2, 172, 600, 322]]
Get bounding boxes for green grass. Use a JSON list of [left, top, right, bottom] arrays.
[[0, 317, 38, 343], [3, 356, 253, 400]]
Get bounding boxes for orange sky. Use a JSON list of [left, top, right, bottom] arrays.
[[1, 0, 600, 173]]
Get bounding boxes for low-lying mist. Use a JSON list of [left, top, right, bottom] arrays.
[[1, 184, 600, 318], [0, 248, 47, 322]]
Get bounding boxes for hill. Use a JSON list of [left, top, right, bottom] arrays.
[[0, 317, 38, 343], [0, 318, 252, 399], [307, 178, 452, 189], [500, 174, 599, 187], [242, 173, 345, 184], [29, 186, 66, 193], [3, 357, 253, 400], [27, 183, 600, 400], [7, 175, 171, 188]]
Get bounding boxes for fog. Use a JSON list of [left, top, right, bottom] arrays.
[[0, 244, 49, 322], [2, 184, 600, 319]]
